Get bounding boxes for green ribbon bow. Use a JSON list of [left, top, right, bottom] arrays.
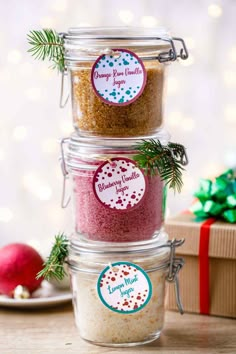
[[190, 169, 236, 223]]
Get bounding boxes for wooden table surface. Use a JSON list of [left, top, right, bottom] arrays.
[[0, 304, 235, 354]]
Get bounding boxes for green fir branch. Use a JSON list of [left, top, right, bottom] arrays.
[[27, 29, 65, 72], [133, 140, 187, 193], [37, 233, 69, 281]]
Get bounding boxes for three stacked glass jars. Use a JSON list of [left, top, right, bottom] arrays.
[[59, 27, 188, 347]]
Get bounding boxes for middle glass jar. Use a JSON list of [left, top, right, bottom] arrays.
[[63, 27, 188, 137], [61, 129, 170, 242]]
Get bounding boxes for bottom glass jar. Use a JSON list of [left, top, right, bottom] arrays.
[[68, 232, 184, 347]]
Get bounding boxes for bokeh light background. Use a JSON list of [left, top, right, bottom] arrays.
[[0, 0, 235, 252]]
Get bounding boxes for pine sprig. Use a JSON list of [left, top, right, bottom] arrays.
[[37, 233, 69, 281], [133, 140, 187, 193], [27, 29, 65, 72]]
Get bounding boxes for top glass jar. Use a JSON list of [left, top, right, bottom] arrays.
[[62, 27, 188, 137]]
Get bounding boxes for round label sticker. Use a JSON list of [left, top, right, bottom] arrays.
[[93, 158, 147, 211], [91, 49, 147, 106], [97, 262, 152, 314]]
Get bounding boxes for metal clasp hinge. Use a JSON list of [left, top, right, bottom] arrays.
[[158, 37, 189, 63], [168, 143, 189, 166], [166, 239, 185, 314]]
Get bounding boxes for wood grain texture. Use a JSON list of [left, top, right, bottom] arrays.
[[0, 305, 235, 354]]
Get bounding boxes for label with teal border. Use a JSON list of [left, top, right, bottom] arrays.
[[97, 261, 152, 314], [91, 49, 147, 106]]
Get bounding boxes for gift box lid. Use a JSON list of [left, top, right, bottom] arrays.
[[165, 213, 236, 260]]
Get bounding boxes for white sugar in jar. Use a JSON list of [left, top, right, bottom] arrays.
[[68, 232, 184, 347]]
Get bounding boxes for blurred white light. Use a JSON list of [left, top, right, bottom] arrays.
[[78, 22, 92, 27], [49, 206, 63, 224], [203, 163, 224, 178], [168, 111, 184, 126], [50, 0, 67, 12], [165, 207, 170, 219], [13, 126, 28, 141], [180, 54, 194, 67], [25, 87, 42, 101], [184, 36, 196, 50], [223, 70, 236, 86], [22, 173, 52, 201], [182, 176, 195, 192], [141, 16, 158, 27], [0, 32, 5, 47], [0, 68, 11, 81], [118, 10, 134, 24], [208, 4, 222, 18], [224, 104, 236, 122], [7, 50, 22, 64], [229, 47, 236, 63], [40, 67, 53, 80], [42, 139, 58, 154], [60, 120, 73, 135], [182, 118, 195, 132], [37, 185, 52, 201], [55, 167, 62, 181], [40, 16, 57, 28], [0, 148, 5, 161], [225, 151, 236, 167], [23, 173, 38, 190], [167, 76, 179, 95], [0, 207, 13, 223], [19, 62, 34, 77], [27, 239, 41, 252]]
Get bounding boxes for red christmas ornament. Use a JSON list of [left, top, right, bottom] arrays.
[[0, 243, 44, 296]]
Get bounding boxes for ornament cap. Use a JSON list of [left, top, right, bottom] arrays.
[[13, 285, 30, 299]]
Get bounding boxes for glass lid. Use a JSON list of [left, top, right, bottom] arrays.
[[69, 231, 169, 254], [65, 26, 171, 40]]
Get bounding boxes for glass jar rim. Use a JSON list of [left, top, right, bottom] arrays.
[[69, 231, 169, 256], [62, 27, 188, 63], [61, 129, 170, 171], [64, 26, 171, 40], [65, 128, 170, 153]]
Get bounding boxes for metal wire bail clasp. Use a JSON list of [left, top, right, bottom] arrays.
[[58, 32, 69, 108], [60, 138, 70, 208], [166, 239, 185, 314], [168, 143, 189, 167], [158, 37, 189, 63]]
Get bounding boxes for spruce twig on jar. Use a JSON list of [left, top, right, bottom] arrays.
[[27, 29, 65, 72], [133, 140, 187, 193], [37, 233, 69, 281]]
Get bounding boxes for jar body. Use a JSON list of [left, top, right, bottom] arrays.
[[63, 27, 172, 137], [68, 60, 165, 137], [63, 132, 169, 242], [71, 169, 164, 242], [68, 234, 170, 346]]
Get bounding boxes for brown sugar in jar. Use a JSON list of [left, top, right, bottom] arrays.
[[70, 61, 165, 137], [63, 27, 188, 137]]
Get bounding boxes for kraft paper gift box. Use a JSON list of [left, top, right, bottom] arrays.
[[165, 213, 236, 318]]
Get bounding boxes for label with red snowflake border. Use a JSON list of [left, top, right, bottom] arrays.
[[93, 157, 147, 211], [97, 262, 152, 314]]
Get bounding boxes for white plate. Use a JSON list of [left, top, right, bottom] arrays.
[[0, 281, 72, 308]]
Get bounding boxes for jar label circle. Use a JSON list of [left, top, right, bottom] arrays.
[[93, 157, 147, 211], [91, 49, 147, 106], [97, 262, 152, 314]]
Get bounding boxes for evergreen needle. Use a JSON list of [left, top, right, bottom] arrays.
[[27, 29, 65, 72], [37, 233, 69, 281], [133, 140, 187, 193]]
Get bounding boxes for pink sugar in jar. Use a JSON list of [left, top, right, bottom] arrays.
[[60, 130, 170, 242]]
